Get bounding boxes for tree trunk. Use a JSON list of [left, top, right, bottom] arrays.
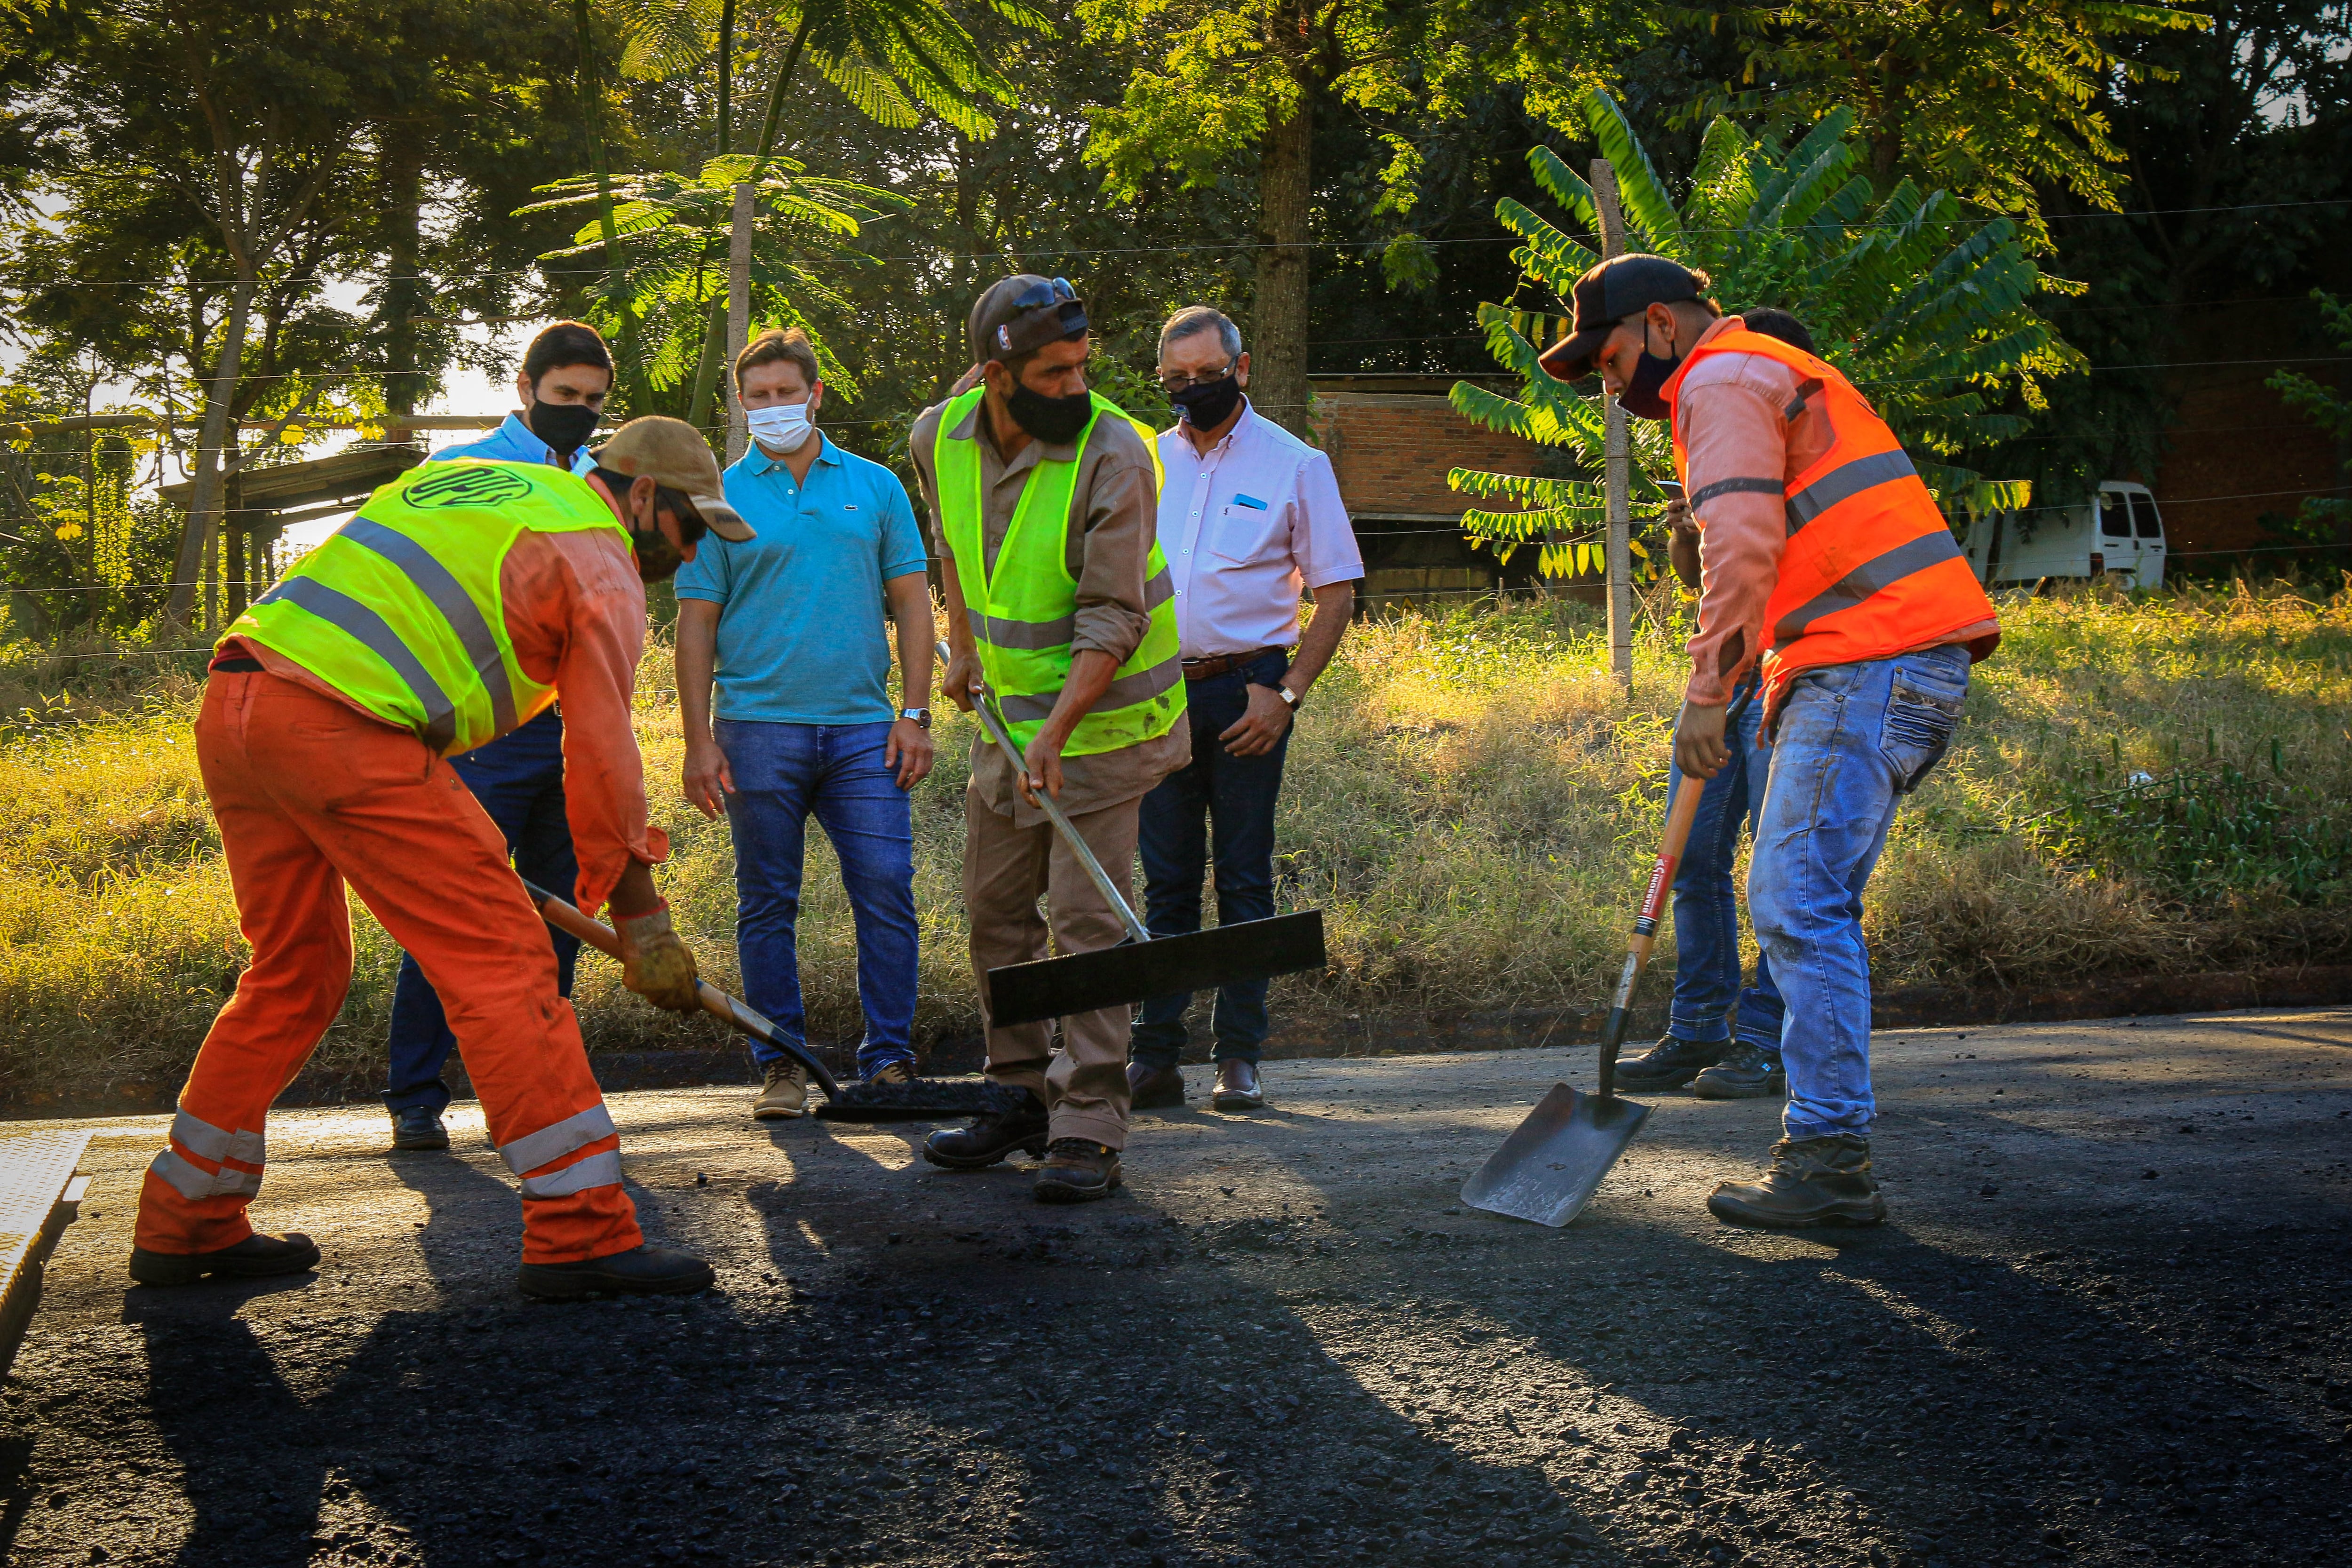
[[684, 293, 730, 434], [381, 137, 425, 421], [716, 0, 735, 156], [225, 498, 248, 621], [168, 272, 255, 628], [1253, 93, 1314, 437]]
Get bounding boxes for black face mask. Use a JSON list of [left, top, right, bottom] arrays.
[[629, 524, 684, 583], [1007, 382, 1096, 445], [1171, 374, 1244, 430], [527, 401, 601, 461], [1616, 329, 1683, 422]]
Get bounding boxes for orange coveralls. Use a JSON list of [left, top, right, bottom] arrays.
[[135, 526, 667, 1265]]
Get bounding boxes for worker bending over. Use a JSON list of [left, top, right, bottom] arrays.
[[1543, 257, 2000, 1227], [911, 274, 1188, 1202], [130, 419, 751, 1297]]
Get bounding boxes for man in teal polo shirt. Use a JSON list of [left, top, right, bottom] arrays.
[[677, 327, 938, 1119]]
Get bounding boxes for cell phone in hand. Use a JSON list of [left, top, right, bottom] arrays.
[[1658, 479, 1684, 498]]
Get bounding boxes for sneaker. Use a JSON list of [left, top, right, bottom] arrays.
[[1706, 1135, 1887, 1228], [861, 1060, 915, 1088], [1034, 1139, 1122, 1203], [1613, 1035, 1729, 1091], [389, 1105, 450, 1151], [752, 1061, 809, 1120], [1692, 1043, 1788, 1100]]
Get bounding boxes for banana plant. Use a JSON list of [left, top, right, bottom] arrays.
[[1452, 88, 2075, 580]]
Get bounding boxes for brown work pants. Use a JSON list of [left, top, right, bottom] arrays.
[[962, 788, 1139, 1150]]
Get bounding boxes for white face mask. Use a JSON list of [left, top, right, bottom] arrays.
[[747, 399, 814, 454]]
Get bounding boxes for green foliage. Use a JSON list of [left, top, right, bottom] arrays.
[[2266, 288, 2352, 544], [1681, 0, 2208, 233], [1451, 88, 2076, 578]]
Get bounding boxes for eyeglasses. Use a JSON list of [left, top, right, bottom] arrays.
[[1007, 276, 1078, 313], [1157, 360, 1237, 394]]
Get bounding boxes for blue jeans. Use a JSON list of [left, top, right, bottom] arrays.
[[719, 719, 918, 1076], [1130, 652, 1290, 1069], [1749, 643, 1971, 1139], [383, 708, 580, 1116], [1663, 671, 1785, 1054]]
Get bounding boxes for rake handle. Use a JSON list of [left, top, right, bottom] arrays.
[[937, 640, 1152, 945], [518, 878, 842, 1100], [1595, 685, 1756, 1100]]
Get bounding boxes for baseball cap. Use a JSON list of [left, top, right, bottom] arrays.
[[969, 274, 1089, 363], [589, 416, 754, 541], [1537, 254, 1708, 380]]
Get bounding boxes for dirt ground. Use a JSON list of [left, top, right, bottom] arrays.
[[2, 1007, 2348, 1568]]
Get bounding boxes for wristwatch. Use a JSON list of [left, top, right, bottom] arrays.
[[1274, 685, 1300, 710], [899, 707, 932, 729]]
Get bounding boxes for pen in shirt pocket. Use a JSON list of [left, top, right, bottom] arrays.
[[1232, 493, 1269, 510]]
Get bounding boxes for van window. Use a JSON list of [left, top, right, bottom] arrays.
[[2100, 497, 2130, 538], [2128, 493, 2162, 540]]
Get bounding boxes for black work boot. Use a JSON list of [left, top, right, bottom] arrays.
[[1692, 1043, 1788, 1100], [1613, 1034, 1729, 1091], [1707, 1135, 1887, 1228], [922, 1090, 1050, 1170], [1127, 1061, 1185, 1110], [389, 1105, 450, 1151], [516, 1244, 716, 1300], [129, 1232, 321, 1287], [1034, 1139, 1122, 1203]]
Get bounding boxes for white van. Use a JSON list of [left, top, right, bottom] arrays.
[[1958, 481, 2169, 590]]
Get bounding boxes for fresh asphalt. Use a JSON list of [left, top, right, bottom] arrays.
[[3, 1008, 2348, 1568]]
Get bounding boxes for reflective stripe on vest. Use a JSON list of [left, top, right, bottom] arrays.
[[931, 389, 1186, 757], [224, 461, 629, 757], [1664, 327, 1997, 715]]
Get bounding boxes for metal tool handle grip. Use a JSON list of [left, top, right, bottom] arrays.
[[936, 639, 1152, 945], [519, 878, 842, 1099]]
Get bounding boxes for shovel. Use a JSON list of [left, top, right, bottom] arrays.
[[520, 880, 1025, 1123], [1461, 689, 1751, 1226], [937, 640, 1327, 1029]]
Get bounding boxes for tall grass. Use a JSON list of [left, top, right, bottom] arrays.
[[2, 580, 2347, 1102]]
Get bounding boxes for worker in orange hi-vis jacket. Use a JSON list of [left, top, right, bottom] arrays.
[[130, 417, 755, 1300], [1542, 255, 2000, 1232]]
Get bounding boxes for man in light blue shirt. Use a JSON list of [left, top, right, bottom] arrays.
[[676, 327, 937, 1117], [379, 320, 612, 1154]]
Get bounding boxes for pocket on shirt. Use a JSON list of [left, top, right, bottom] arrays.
[[1206, 503, 1288, 567]]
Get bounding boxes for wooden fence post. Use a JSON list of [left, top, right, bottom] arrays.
[[1591, 158, 1634, 696]]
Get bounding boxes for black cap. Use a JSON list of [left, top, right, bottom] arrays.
[[969, 274, 1089, 363], [1537, 254, 1707, 380]]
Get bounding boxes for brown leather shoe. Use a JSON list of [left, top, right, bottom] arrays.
[[1212, 1059, 1264, 1111], [1128, 1061, 1185, 1109], [1707, 1135, 1887, 1228], [752, 1061, 809, 1120], [1034, 1138, 1122, 1203]]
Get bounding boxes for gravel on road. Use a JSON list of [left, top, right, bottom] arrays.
[[3, 1007, 2348, 1568]]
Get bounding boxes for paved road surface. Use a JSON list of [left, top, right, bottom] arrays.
[[3, 1008, 2348, 1568]]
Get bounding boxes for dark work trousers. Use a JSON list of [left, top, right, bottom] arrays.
[[1129, 651, 1291, 1069], [381, 707, 580, 1115]]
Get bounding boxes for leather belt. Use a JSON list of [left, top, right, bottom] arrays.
[[1180, 645, 1287, 682]]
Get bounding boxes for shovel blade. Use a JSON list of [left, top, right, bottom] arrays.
[[985, 912, 1326, 1028], [1460, 1082, 1652, 1228]]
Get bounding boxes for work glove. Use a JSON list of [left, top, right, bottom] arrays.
[[616, 903, 701, 1014]]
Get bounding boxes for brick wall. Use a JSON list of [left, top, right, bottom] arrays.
[[2152, 298, 2344, 562], [1310, 387, 1552, 517]]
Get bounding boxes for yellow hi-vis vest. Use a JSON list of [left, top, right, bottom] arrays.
[[223, 460, 630, 756], [932, 388, 1185, 754]]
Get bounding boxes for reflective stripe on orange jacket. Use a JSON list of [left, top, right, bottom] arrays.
[[1663, 327, 1999, 718]]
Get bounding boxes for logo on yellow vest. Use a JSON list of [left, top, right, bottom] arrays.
[[403, 465, 535, 509]]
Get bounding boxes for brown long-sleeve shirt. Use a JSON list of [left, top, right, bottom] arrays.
[[908, 395, 1189, 825]]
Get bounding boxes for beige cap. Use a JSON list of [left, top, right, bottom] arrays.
[[589, 416, 754, 541]]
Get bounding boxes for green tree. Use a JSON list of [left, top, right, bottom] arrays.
[[2266, 288, 2352, 551], [1687, 0, 2207, 232], [1451, 88, 2074, 578]]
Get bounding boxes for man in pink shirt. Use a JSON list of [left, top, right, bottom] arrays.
[[1126, 307, 1364, 1113]]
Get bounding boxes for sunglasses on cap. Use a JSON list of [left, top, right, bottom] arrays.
[[1008, 276, 1078, 312], [988, 277, 1089, 360]]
